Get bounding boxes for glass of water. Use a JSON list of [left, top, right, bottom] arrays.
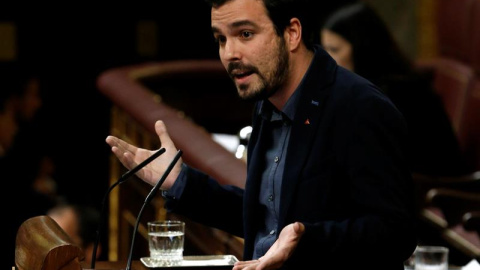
[[414, 246, 449, 270], [148, 220, 185, 266]]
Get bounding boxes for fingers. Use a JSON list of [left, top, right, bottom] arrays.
[[232, 223, 305, 270], [106, 120, 171, 155], [233, 260, 260, 270], [105, 120, 182, 188], [106, 135, 137, 155], [105, 135, 143, 172]]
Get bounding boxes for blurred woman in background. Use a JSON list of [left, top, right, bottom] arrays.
[[321, 2, 466, 177]]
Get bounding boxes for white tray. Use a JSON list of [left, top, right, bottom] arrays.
[[141, 255, 239, 268]]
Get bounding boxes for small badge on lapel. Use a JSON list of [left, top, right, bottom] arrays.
[[311, 100, 319, 106], [304, 118, 311, 125]]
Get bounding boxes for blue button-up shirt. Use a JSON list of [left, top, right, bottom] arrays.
[[164, 76, 303, 260], [252, 88, 300, 258]]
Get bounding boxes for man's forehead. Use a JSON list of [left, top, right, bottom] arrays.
[[211, 0, 269, 30]]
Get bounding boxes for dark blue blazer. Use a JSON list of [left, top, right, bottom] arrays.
[[166, 47, 417, 269]]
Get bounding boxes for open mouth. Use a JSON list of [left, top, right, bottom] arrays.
[[231, 70, 254, 80]]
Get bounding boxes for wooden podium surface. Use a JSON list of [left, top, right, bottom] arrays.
[[81, 261, 146, 270], [13, 260, 234, 270], [81, 261, 234, 270]]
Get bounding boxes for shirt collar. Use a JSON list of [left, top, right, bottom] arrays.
[[259, 93, 298, 124]]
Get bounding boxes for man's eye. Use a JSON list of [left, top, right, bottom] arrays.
[[215, 36, 227, 44], [241, 31, 253, 39]]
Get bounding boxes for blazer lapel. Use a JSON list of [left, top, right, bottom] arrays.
[[278, 47, 338, 228]]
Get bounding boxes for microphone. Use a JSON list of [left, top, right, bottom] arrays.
[[126, 149, 183, 270], [90, 148, 166, 269]]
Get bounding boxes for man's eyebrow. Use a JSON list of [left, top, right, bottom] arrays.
[[211, 20, 258, 34], [231, 20, 257, 28], [212, 26, 220, 34]]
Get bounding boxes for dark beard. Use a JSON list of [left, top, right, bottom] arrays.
[[228, 38, 289, 102], [265, 38, 289, 99]]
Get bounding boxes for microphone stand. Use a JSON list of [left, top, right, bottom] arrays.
[[90, 148, 165, 269], [126, 149, 183, 270]]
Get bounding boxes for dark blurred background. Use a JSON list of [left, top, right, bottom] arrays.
[[1, 2, 220, 207], [2, 0, 426, 265], [0, 0, 419, 208]]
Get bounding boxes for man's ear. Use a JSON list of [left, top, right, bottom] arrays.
[[285, 18, 302, 51]]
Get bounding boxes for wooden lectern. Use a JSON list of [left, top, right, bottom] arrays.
[[15, 215, 84, 270], [14, 216, 238, 270]]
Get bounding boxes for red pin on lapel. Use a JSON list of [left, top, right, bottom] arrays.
[[304, 118, 310, 125]]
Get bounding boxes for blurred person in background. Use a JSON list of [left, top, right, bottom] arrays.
[[321, 2, 466, 177], [47, 203, 102, 265], [0, 82, 19, 158], [7, 63, 59, 201], [2, 62, 59, 268]]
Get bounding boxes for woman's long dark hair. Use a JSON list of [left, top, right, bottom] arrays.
[[323, 2, 414, 86]]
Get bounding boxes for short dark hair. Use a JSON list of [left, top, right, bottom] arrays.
[[205, 0, 317, 50]]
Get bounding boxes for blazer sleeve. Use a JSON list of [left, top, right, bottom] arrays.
[[163, 164, 245, 237]]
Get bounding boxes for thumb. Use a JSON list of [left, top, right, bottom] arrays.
[[155, 120, 176, 149], [293, 222, 305, 235]]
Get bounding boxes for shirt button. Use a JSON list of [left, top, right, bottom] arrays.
[[268, 195, 274, 201], [274, 156, 279, 163], [269, 230, 276, 235]]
